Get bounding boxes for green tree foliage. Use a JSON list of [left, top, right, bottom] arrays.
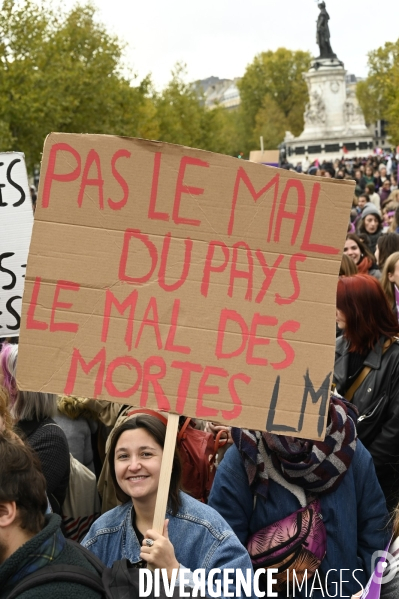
[[0, 1, 241, 169], [0, 2, 312, 169], [253, 94, 288, 151], [208, 107, 243, 157], [0, 0, 156, 169], [356, 39, 399, 144], [153, 64, 239, 156], [238, 48, 312, 153], [155, 64, 208, 149]]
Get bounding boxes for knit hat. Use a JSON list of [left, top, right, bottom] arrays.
[[361, 204, 382, 221]]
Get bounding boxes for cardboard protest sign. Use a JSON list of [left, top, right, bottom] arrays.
[[0, 153, 33, 337], [17, 133, 354, 439]]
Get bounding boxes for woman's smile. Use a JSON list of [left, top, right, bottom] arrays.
[[114, 428, 162, 503], [125, 474, 149, 482]]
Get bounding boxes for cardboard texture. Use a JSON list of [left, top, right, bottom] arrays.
[[17, 133, 354, 439], [249, 150, 279, 164], [0, 153, 33, 337]]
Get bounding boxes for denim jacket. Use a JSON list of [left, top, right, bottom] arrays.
[[82, 491, 255, 599], [208, 443, 390, 599]]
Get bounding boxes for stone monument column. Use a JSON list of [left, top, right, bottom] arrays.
[[301, 60, 347, 138], [283, 2, 373, 163]]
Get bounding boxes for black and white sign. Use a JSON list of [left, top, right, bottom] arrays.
[[0, 153, 33, 336]]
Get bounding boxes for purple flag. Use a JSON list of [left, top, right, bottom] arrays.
[[360, 543, 391, 599], [395, 285, 399, 322]]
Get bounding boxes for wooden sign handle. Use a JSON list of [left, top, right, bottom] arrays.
[[152, 413, 179, 533]]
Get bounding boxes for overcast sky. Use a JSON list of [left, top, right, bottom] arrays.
[[63, 0, 398, 88]]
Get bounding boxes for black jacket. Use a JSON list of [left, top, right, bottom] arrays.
[[17, 418, 70, 513], [0, 514, 102, 599], [334, 335, 399, 510]]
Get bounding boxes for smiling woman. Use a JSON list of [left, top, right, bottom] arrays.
[[81, 410, 255, 598], [114, 429, 163, 503], [344, 233, 380, 279]]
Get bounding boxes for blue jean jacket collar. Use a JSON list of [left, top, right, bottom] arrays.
[[121, 504, 142, 563]]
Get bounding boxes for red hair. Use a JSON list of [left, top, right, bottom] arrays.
[[337, 274, 399, 352]]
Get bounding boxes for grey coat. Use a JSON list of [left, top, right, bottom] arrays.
[[54, 412, 97, 473]]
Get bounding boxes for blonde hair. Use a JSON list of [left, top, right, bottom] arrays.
[[381, 251, 399, 307], [389, 204, 399, 233], [57, 395, 98, 421], [392, 505, 399, 542], [0, 386, 14, 435], [339, 254, 358, 276]]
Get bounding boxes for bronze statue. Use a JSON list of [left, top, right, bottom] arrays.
[[316, 2, 336, 59]]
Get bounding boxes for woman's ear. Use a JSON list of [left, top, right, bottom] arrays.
[[388, 272, 394, 283]]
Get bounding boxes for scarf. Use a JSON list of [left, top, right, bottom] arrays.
[[9, 525, 65, 585], [357, 256, 373, 274], [232, 396, 357, 499]]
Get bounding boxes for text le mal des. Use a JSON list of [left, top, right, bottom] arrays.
[[42, 143, 340, 256], [25, 277, 298, 417]]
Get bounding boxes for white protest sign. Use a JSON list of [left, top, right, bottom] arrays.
[[0, 153, 33, 337]]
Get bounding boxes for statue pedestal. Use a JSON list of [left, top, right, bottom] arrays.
[[284, 58, 373, 164]]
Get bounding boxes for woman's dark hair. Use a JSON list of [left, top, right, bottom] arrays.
[[345, 233, 375, 264], [337, 274, 399, 353], [377, 233, 399, 270], [365, 183, 375, 194], [0, 435, 47, 534], [108, 415, 182, 514], [357, 231, 371, 248], [359, 212, 383, 235]]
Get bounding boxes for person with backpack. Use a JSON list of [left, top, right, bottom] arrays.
[[82, 410, 255, 598], [208, 396, 390, 599], [0, 434, 102, 599]]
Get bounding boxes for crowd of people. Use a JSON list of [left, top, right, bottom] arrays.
[[2, 153, 399, 598]]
